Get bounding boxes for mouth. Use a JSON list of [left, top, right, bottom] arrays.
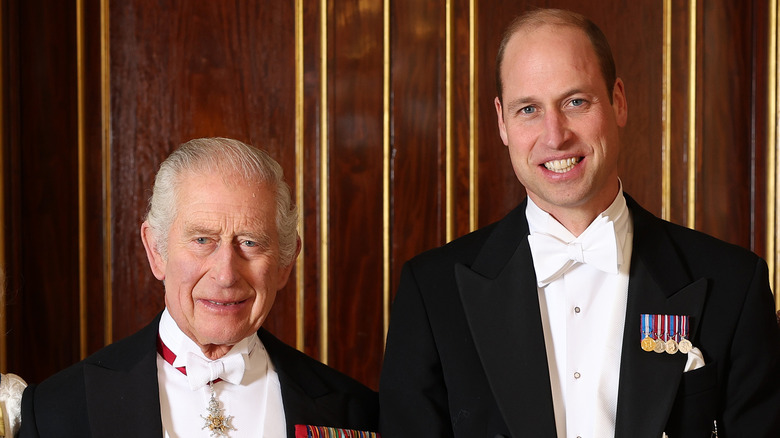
[[204, 299, 247, 307], [543, 157, 581, 174]]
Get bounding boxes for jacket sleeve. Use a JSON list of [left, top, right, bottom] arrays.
[[720, 258, 780, 437]]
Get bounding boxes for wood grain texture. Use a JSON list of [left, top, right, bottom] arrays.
[[4, 0, 81, 383], [2, 0, 774, 390], [327, 0, 385, 389]]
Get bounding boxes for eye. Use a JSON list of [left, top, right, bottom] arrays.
[[243, 240, 257, 247], [520, 106, 536, 114], [195, 237, 209, 245], [570, 98, 585, 107]]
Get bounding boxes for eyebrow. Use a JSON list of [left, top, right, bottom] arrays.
[[181, 224, 272, 246], [504, 88, 587, 113]]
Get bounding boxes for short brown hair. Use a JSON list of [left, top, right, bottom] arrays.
[[495, 8, 617, 103]]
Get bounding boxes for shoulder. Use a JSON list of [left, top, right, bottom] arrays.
[[259, 329, 376, 401], [25, 316, 158, 401], [406, 202, 527, 273]]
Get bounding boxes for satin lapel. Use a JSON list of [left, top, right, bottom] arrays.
[[614, 199, 708, 438], [456, 235, 557, 437], [83, 317, 163, 437]]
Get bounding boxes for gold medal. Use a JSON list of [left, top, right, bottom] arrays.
[[678, 338, 693, 354], [665, 339, 678, 354], [641, 336, 656, 352]]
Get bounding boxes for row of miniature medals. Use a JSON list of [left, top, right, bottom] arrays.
[[640, 314, 692, 354]]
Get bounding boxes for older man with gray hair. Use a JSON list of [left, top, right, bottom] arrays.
[[20, 137, 378, 438]]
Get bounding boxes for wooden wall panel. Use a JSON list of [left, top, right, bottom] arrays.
[[3, 0, 82, 383], [327, 0, 386, 386], [390, 1, 445, 297], [697, 1, 754, 247], [2, 0, 777, 392]]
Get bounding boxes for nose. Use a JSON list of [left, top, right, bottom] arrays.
[[211, 242, 239, 287], [540, 109, 568, 149]]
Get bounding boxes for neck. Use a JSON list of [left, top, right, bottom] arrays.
[[201, 344, 234, 360]]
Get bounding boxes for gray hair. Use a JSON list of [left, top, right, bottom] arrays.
[[144, 137, 299, 266]]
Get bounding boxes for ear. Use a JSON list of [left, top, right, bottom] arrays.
[[612, 78, 628, 127], [275, 235, 302, 291], [495, 96, 509, 145], [141, 221, 167, 281]]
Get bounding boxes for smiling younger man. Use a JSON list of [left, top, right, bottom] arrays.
[[21, 138, 378, 437], [380, 8, 780, 438]]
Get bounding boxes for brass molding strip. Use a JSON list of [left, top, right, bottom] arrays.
[[0, 0, 6, 373], [382, 0, 391, 339], [661, 0, 672, 221], [294, 0, 305, 351], [469, 0, 477, 232], [687, 0, 697, 230], [770, 0, 779, 306], [101, 0, 113, 345], [445, 0, 453, 242], [319, 0, 329, 364], [77, 0, 88, 358]]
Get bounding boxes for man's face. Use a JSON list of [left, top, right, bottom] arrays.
[[142, 170, 295, 353], [495, 24, 627, 227]]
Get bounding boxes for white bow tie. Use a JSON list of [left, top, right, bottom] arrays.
[[185, 351, 246, 390], [528, 216, 620, 287]]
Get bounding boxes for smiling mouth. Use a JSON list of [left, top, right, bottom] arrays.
[[543, 157, 581, 173], [206, 300, 245, 307]]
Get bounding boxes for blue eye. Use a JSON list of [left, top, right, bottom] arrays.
[[195, 237, 208, 244], [520, 106, 536, 114], [571, 99, 584, 107], [243, 240, 257, 247]]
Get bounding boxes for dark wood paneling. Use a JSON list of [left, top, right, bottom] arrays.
[[109, 0, 297, 343], [697, 1, 754, 248], [390, 0, 446, 294], [327, 0, 385, 389], [4, 0, 81, 383]]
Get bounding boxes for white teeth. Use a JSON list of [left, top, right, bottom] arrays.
[[208, 300, 238, 306], [544, 157, 580, 173]]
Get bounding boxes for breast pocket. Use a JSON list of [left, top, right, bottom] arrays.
[[664, 361, 719, 437]]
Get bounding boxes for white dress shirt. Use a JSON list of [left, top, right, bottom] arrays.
[[526, 190, 634, 438], [157, 309, 286, 437]]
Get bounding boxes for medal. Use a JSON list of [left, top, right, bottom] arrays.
[[201, 381, 236, 437], [678, 315, 693, 354], [665, 315, 678, 354], [640, 314, 656, 351], [653, 314, 666, 353]]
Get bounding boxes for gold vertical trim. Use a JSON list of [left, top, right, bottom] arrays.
[[0, 0, 7, 372], [294, 0, 305, 350], [468, 0, 477, 232], [661, 0, 672, 221], [319, 0, 329, 364], [77, 0, 88, 358], [687, 0, 697, 229], [382, 0, 391, 339], [445, 0, 453, 242], [101, 0, 113, 344], [770, 0, 779, 307]]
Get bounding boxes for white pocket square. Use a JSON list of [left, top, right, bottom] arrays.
[[683, 347, 705, 372]]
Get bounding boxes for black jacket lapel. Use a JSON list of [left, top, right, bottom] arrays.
[[456, 201, 558, 437], [84, 314, 163, 437], [614, 198, 708, 437]]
